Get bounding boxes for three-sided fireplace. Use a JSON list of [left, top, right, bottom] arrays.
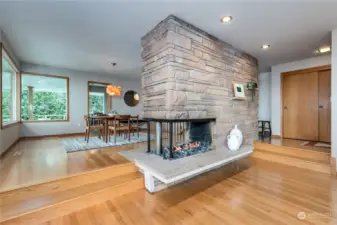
[[144, 118, 216, 159]]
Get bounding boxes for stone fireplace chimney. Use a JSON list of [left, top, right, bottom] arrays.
[[141, 15, 259, 147]]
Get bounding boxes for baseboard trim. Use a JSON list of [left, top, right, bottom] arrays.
[[21, 129, 151, 140], [21, 132, 85, 140], [0, 137, 22, 158], [331, 157, 337, 177], [271, 135, 282, 139]]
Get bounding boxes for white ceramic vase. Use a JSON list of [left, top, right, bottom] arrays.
[[230, 125, 243, 147], [227, 134, 240, 151]]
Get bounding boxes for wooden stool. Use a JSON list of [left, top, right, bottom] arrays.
[[258, 120, 272, 137]]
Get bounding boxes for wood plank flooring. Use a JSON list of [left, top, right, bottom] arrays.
[[1, 136, 336, 224], [38, 157, 337, 225], [0, 136, 151, 192], [254, 137, 332, 174], [256, 137, 331, 153], [0, 163, 138, 207], [0, 172, 144, 225], [255, 140, 331, 162]]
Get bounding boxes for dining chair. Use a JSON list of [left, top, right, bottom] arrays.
[[108, 115, 131, 144], [84, 116, 105, 143], [130, 115, 140, 137]]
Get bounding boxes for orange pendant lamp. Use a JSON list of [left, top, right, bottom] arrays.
[[106, 85, 121, 96]]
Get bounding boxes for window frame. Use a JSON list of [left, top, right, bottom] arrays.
[[87, 81, 112, 114], [20, 72, 70, 123], [1, 44, 21, 129]]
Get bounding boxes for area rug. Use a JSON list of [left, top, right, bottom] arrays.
[[62, 132, 156, 153], [299, 141, 310, 146], [314, 143, 331, 148], [300, 141, 331, 148]]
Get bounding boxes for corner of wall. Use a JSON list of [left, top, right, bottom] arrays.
[[0, 29, 22, 155], [0, 29, 20, 70], [331, 29, 337, 159], [258, 72, 271, 121]]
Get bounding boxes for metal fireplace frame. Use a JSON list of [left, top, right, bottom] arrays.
[[144, 118, 216, 159]]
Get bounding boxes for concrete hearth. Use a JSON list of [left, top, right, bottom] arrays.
[[119, 146, 253, 193]]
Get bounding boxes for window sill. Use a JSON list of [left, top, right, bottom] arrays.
[[21, 119, 69, 123], [1, 121, 21, 129]]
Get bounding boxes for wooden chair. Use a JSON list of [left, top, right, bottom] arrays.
[[130, 115, 140, 137], [108, 115, 131, 144], [84, 116, 105, 143]]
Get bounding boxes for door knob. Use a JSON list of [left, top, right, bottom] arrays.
[[284, 106, 288, 110], [319, 105, 324, 109]]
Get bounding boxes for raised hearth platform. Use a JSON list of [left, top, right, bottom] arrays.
[[119, 146, 253, 192]]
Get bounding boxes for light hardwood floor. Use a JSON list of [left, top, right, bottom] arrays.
[[254, 137, 332, 174], [39, 157, 337, 225], [0, 136, 151, 192], [256, 137, 331, 153]]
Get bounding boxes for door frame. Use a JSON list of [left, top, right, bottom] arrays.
[[281, 64, 331, 139]]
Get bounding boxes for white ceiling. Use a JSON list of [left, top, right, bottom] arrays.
[[0, 0, 336, 79]]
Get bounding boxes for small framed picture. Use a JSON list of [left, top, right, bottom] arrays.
[[233, 82, 245, 98]]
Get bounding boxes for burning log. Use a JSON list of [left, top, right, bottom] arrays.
[[173, 141, 201, 152]]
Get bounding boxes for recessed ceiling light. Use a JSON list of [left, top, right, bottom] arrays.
[[261, 44, 271, 49], [220, 16, 232, 23], [317, 46, 331, 53]]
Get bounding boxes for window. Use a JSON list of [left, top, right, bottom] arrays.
[[88, 81, 111, 114], [1, 49, 18, 126], [21, 73, 69, 121], [89, 92, 105, 114]]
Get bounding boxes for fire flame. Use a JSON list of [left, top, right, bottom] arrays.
[[173, 141, 200, 152]]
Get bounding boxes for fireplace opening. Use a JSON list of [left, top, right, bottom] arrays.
[[173, 141, 200, 152], [144, 118, 215, 159]]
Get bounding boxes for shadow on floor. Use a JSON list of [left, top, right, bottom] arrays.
[[151, 157, 252, 206]]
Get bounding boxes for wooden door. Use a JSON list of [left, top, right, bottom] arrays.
[[318, 70, 331, 142], [283, 72, 319, 141]]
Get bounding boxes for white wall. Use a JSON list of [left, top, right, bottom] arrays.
[[271, 54, 331, 136], [0, 30, 20, 69], [20, 63, 142, 137], [332, 29, 337, 160], [0, 29, 21, 155], [0, 125, 21, 155], [258, 72, 271, 121]]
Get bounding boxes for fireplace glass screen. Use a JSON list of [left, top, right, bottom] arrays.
[[145, 118, 215, 159]]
